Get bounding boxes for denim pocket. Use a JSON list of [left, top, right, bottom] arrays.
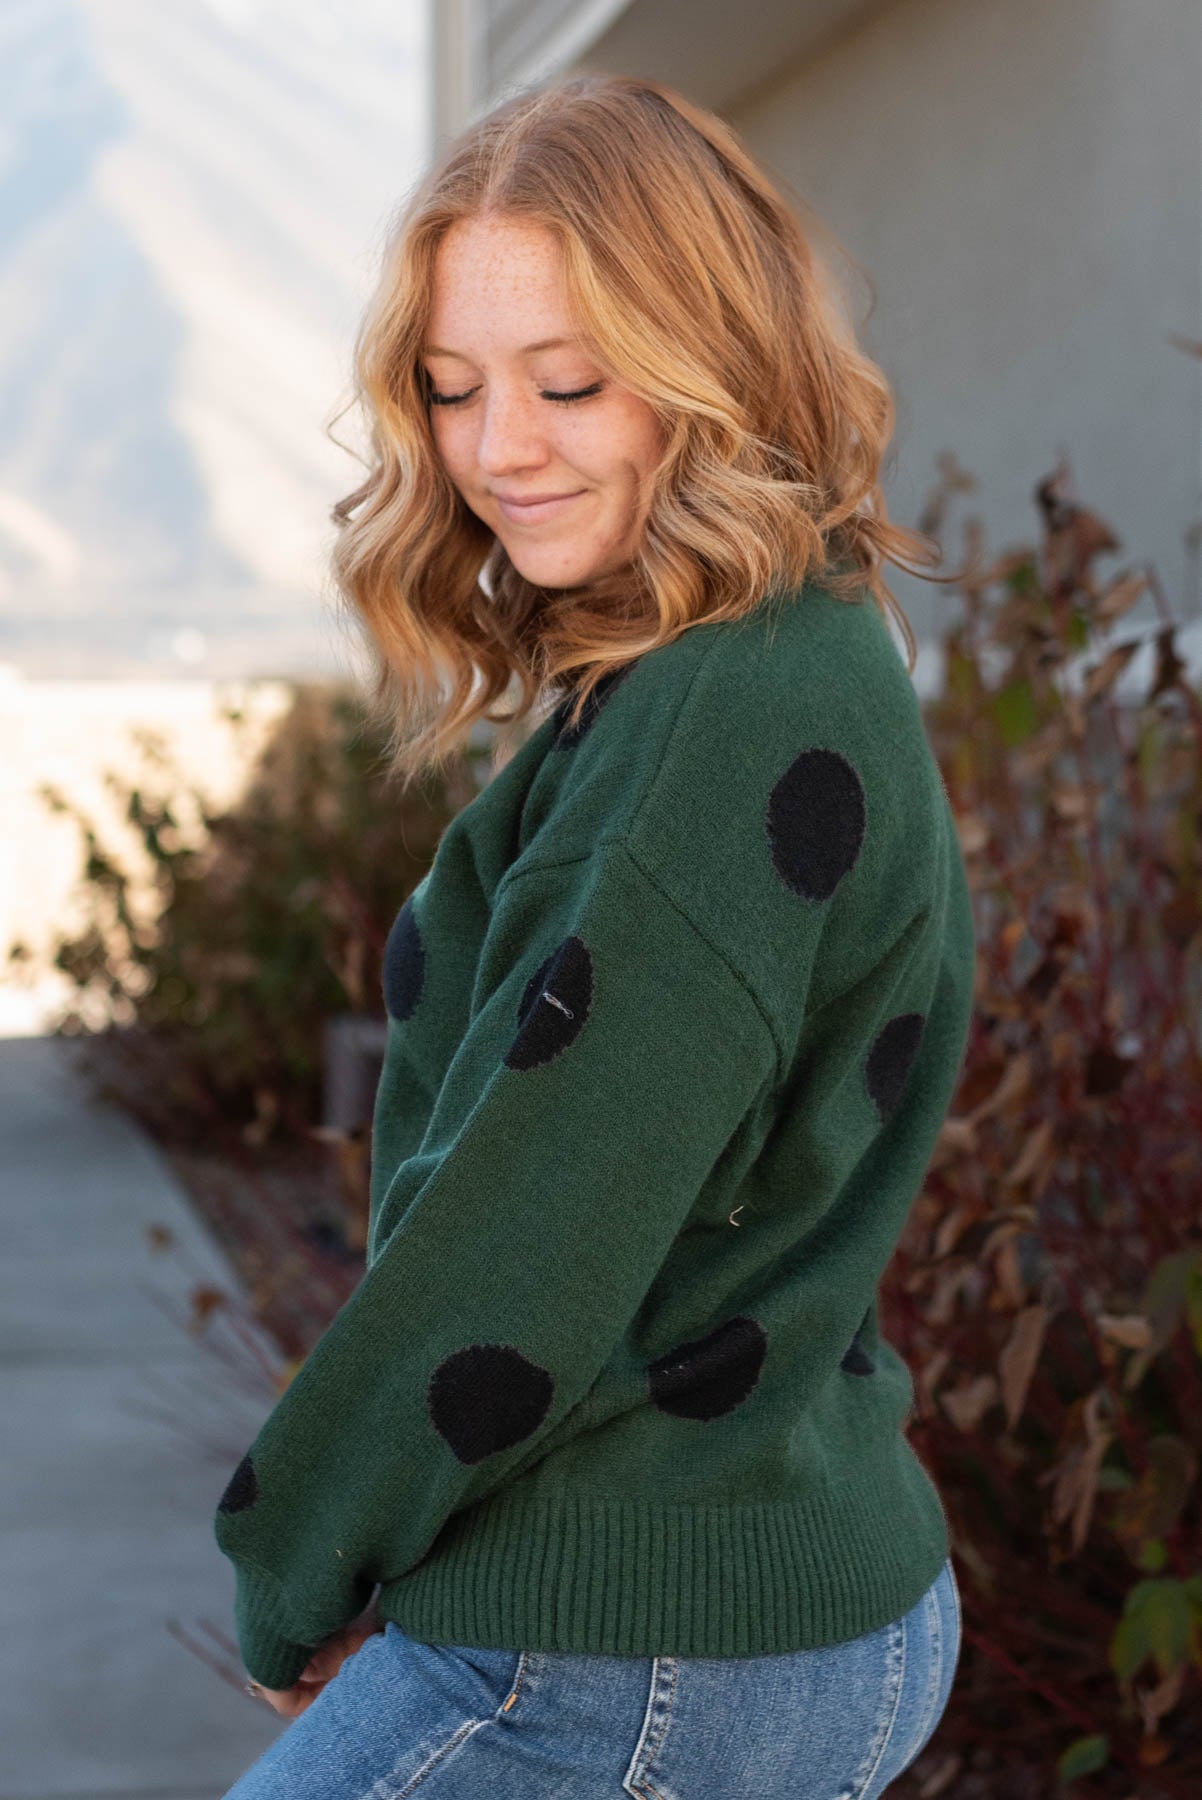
[[623, 1617, 909, 1800], [412, 1633, 528, 1717], [465, 1643, 529, 1715]]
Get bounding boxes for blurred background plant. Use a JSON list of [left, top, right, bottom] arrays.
[[6, 681, 496, 1358], [884, 455, 1202, 1797], [13, 453, 1202, 1795]]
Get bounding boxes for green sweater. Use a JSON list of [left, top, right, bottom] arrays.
[[214, 577, 976, 1689]]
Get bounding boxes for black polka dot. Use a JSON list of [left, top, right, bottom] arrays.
[[865, 1012, 926, 1122], [647, 1316, 767, 1420], [765, 747, 867, 901], [382, 896, 425, 1022], [550, 661, 639, 749], [427, 1343, 555, 1463], [841, 1308, 875, 1376], [217, 1452, 259, 1514], [506, 935, 592, 1069]]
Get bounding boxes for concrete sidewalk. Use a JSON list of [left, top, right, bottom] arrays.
[[0, 1034, 288, 1799]]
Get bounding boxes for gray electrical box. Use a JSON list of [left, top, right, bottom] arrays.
[[322, 1014, 389, 1135]]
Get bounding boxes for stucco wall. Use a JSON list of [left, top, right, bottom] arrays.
[[729, 0, 1201, 651]]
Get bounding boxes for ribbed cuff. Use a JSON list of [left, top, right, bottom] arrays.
[[231, 1560, 314, 1690]]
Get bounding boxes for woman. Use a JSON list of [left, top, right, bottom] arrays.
[[217, 73, 973, 1799]]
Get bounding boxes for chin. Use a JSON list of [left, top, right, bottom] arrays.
[[508, 554, 599, 588]]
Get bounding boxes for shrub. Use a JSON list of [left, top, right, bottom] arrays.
[[889, 457, 1202, 1798], [24, 681, 482, 1146]]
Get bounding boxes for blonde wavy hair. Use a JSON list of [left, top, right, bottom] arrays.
[[327, 73, 960, 791]]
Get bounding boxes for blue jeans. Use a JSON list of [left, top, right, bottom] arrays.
[[223, 1554, 960, 1799]]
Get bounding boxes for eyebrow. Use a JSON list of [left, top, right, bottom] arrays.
[[421, 336, 580, 357]]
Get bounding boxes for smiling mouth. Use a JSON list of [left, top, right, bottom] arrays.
[[496, 491, 586, 522]]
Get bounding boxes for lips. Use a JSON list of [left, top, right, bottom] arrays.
[[496, 491, 585, 523]]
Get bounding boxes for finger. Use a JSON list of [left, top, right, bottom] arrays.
[[301, 1648, 340, 1683], [253, 1680, 319, 1718], [269, 1688, 313, 1719]]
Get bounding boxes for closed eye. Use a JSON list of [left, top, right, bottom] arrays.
[[426, 382, 605, 408]]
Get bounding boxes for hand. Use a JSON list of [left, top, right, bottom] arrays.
[[246, 1603, 383, 1719]]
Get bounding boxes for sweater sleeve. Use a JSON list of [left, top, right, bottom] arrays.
[[212, 839, 780, 1688]]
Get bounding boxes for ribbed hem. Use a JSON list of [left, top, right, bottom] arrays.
[[379, 1431, 950, 1656], [232, 1560, 315, 1690]]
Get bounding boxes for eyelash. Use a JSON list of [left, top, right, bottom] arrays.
[[425, 382, 605, 408]]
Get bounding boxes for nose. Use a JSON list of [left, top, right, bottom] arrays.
[[474, 385, 553, 478]]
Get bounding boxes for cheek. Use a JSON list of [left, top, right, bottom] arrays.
[[429, 412, 473, 481], [634, 407, 667, 475], [608, 401, 664, 485], [578, 403, 660, 490]]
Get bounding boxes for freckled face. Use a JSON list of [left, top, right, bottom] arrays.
[[422, 214, 665, 588]]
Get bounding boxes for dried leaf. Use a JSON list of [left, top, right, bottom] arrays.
[[1095, 571, 1149, 624], [933, 1116, 978, 1159], [188, 1283, 229, 1330], [941, 1374, 999, 1431], [1135, 1661, 1186, 1736], [1051, 1390, 1114, 1553], [917, 1751, 963, 1797], [1082, 640, 1140, 703], [1148, 626, 1187, 701], [915, 1347, 951, 1416], [998, 1303, 1049, 1429], [1004, 1116, 1056, 1191], [967, 1051, 1033, 1124], [954, 811, 989, 856], [1111, 1436, 1199, 1545], [994, 1233, 1028, 1309], [979, 1218, 1023, 1261], [933, 1203, 972, 1258], [1059, 505, 1122, 572], [928, 1263, 977, 1326], [999, 918, 1027, 957], [1049, 782, 1090, 823], [1097, 1313, 1154, 1350]]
